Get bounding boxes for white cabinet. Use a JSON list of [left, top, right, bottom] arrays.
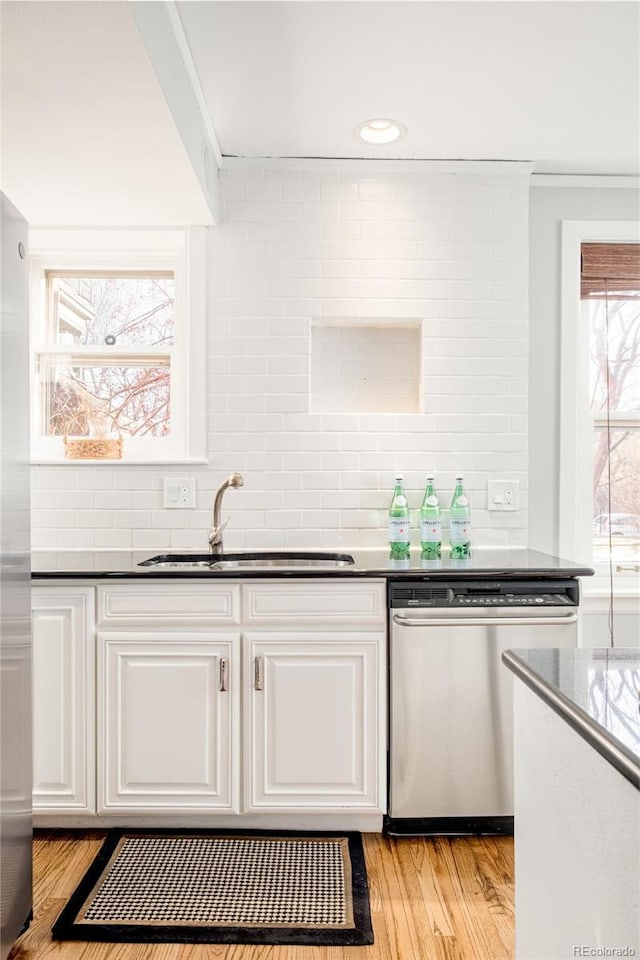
[[100, 633, 238, 813], [246, 633, 382, 811], [35, 577, 386, 824], [31, 586, 95, 815], [242, 581, 386, 813], [97, 584, 240, 814], [580, 593, 640, 647], [97, 582, 241, 626], [241, 579, 385, 626]]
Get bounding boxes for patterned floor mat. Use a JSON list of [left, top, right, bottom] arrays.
[[51, 829, 373, 945]]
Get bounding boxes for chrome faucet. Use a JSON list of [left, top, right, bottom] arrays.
[[209, 472, 244, 554]]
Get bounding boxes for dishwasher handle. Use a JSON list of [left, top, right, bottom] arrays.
[[392, 612, 578, 628]]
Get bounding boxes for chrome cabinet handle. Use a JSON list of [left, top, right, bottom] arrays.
[[392, 612, 578, 628], [616, 564, 640, 573], [219, 657, 228, 692], [254, 656, 264, 691]]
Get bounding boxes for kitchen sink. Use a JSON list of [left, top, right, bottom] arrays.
[[139, 551, 355, 570], [212, 555, 355, 569], [138, 556, 217, 570]]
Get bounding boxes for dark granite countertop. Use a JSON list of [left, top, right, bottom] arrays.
[[31, 547, 594, 580], [502, 647, 640, 790]]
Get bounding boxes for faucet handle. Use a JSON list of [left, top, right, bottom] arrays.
[[209, 517, 229, 549]]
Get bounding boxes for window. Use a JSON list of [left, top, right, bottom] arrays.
[[560, 222, 640, 588], [583, 243, 640, 565], [29, 229, 206, 463]]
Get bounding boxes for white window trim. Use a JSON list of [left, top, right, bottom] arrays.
[[29, 227, 206, 465], [559, 219, 640, 594]]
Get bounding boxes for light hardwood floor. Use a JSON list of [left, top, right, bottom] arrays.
[[9, 831, 514, 960]]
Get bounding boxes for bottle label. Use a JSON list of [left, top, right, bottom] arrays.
[[425, 495, 439, 507], [420, 518, 442, 542], [393, 494, 408, 508], [455, 495, 469, 507], [389, 516, 410, 543], [449, 517, 471, 542]]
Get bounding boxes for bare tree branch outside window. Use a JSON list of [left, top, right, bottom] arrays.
[[589, 294, 640, 555], [45, 275, 175, 438]]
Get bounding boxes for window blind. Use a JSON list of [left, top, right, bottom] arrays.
[[581, 242, 640, 299]]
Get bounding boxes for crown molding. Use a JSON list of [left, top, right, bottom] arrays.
[[531, 174, 640, 189], [220, 156, 535, 177]]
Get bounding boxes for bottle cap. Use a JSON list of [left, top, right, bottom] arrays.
[[455, 474, 464, 479], [395, 474, 403, 481], [426, 474, 434, 480]]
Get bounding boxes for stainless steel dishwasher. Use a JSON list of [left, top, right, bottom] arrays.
[[386, 578, 579, 836]]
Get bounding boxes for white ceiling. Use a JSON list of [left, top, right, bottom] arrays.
[[1, 1, 639, 228], [0, 1, 213, 226], [179, 0, 639, 173]]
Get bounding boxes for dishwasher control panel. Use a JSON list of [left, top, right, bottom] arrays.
[[456, 594, 570, 605], [389, 578, 580, 608]]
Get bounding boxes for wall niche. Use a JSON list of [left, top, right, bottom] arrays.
[[310, 319, 422, 414]]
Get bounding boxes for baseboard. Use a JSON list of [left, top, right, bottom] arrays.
[[383, 815, 514, 837]]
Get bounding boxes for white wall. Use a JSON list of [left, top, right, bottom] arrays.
[[528, 182, 640, 558], [31, 163, 531, 553]]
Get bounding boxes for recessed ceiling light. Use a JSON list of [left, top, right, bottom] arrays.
[[354, 118, 407, 145]]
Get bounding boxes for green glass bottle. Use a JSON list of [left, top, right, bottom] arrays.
[[449, 474, 471, 559], [388, 475, 411, 560], [420, 475, 442, 559]]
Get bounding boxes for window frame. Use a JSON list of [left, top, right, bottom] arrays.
[[559, 220, 640, 592], [29, 228, 206, 465]]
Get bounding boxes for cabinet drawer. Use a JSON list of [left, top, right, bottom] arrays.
[[242, 579, 386, 626], [98, 583, 241, 626]]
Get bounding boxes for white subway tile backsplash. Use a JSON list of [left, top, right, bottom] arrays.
[[131, 530, 171, 549], [95, 529, 132, 548], [74, 470, 115, 490], [32, 509, 77, 529], [264, 433, 304, 452], [94, 490, 132, 510], [303, 471, 341, 490], [114, 510, 151, 529], [340, 201, 381, 221], [169, 529, 200, 550], [36, 467, 76, 490], [264, 395, 309, 414], [321, 490, 361, 509], [341, 432, 379, 452], [32, 165, 531, 551], [34, 528, 93, 549], [322, 221, 362, 241], [264, 510, 303, 529], [31, 489, 94, 509], [282, 181, 321, 202], [76, 511, 113, 529], [150, 510, 182, 530], [320, 182, 360, 203]]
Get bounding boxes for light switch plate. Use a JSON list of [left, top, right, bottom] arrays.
[[488, 479, 519, 512], [163, 477, 196, 509]]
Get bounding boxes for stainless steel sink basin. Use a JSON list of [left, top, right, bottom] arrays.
[[212, 556, 355, 570], [141, 559, 217, 570], [139, 552, 355, 571]]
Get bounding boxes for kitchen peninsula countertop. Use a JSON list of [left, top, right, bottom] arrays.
[[31, 547, 594, 580], [502, 647, 640, 790]]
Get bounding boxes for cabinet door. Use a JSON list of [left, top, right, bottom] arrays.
[[32, 586, 95, 814], [245, 632, 384, 811], [99, 632, 238, 813]]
